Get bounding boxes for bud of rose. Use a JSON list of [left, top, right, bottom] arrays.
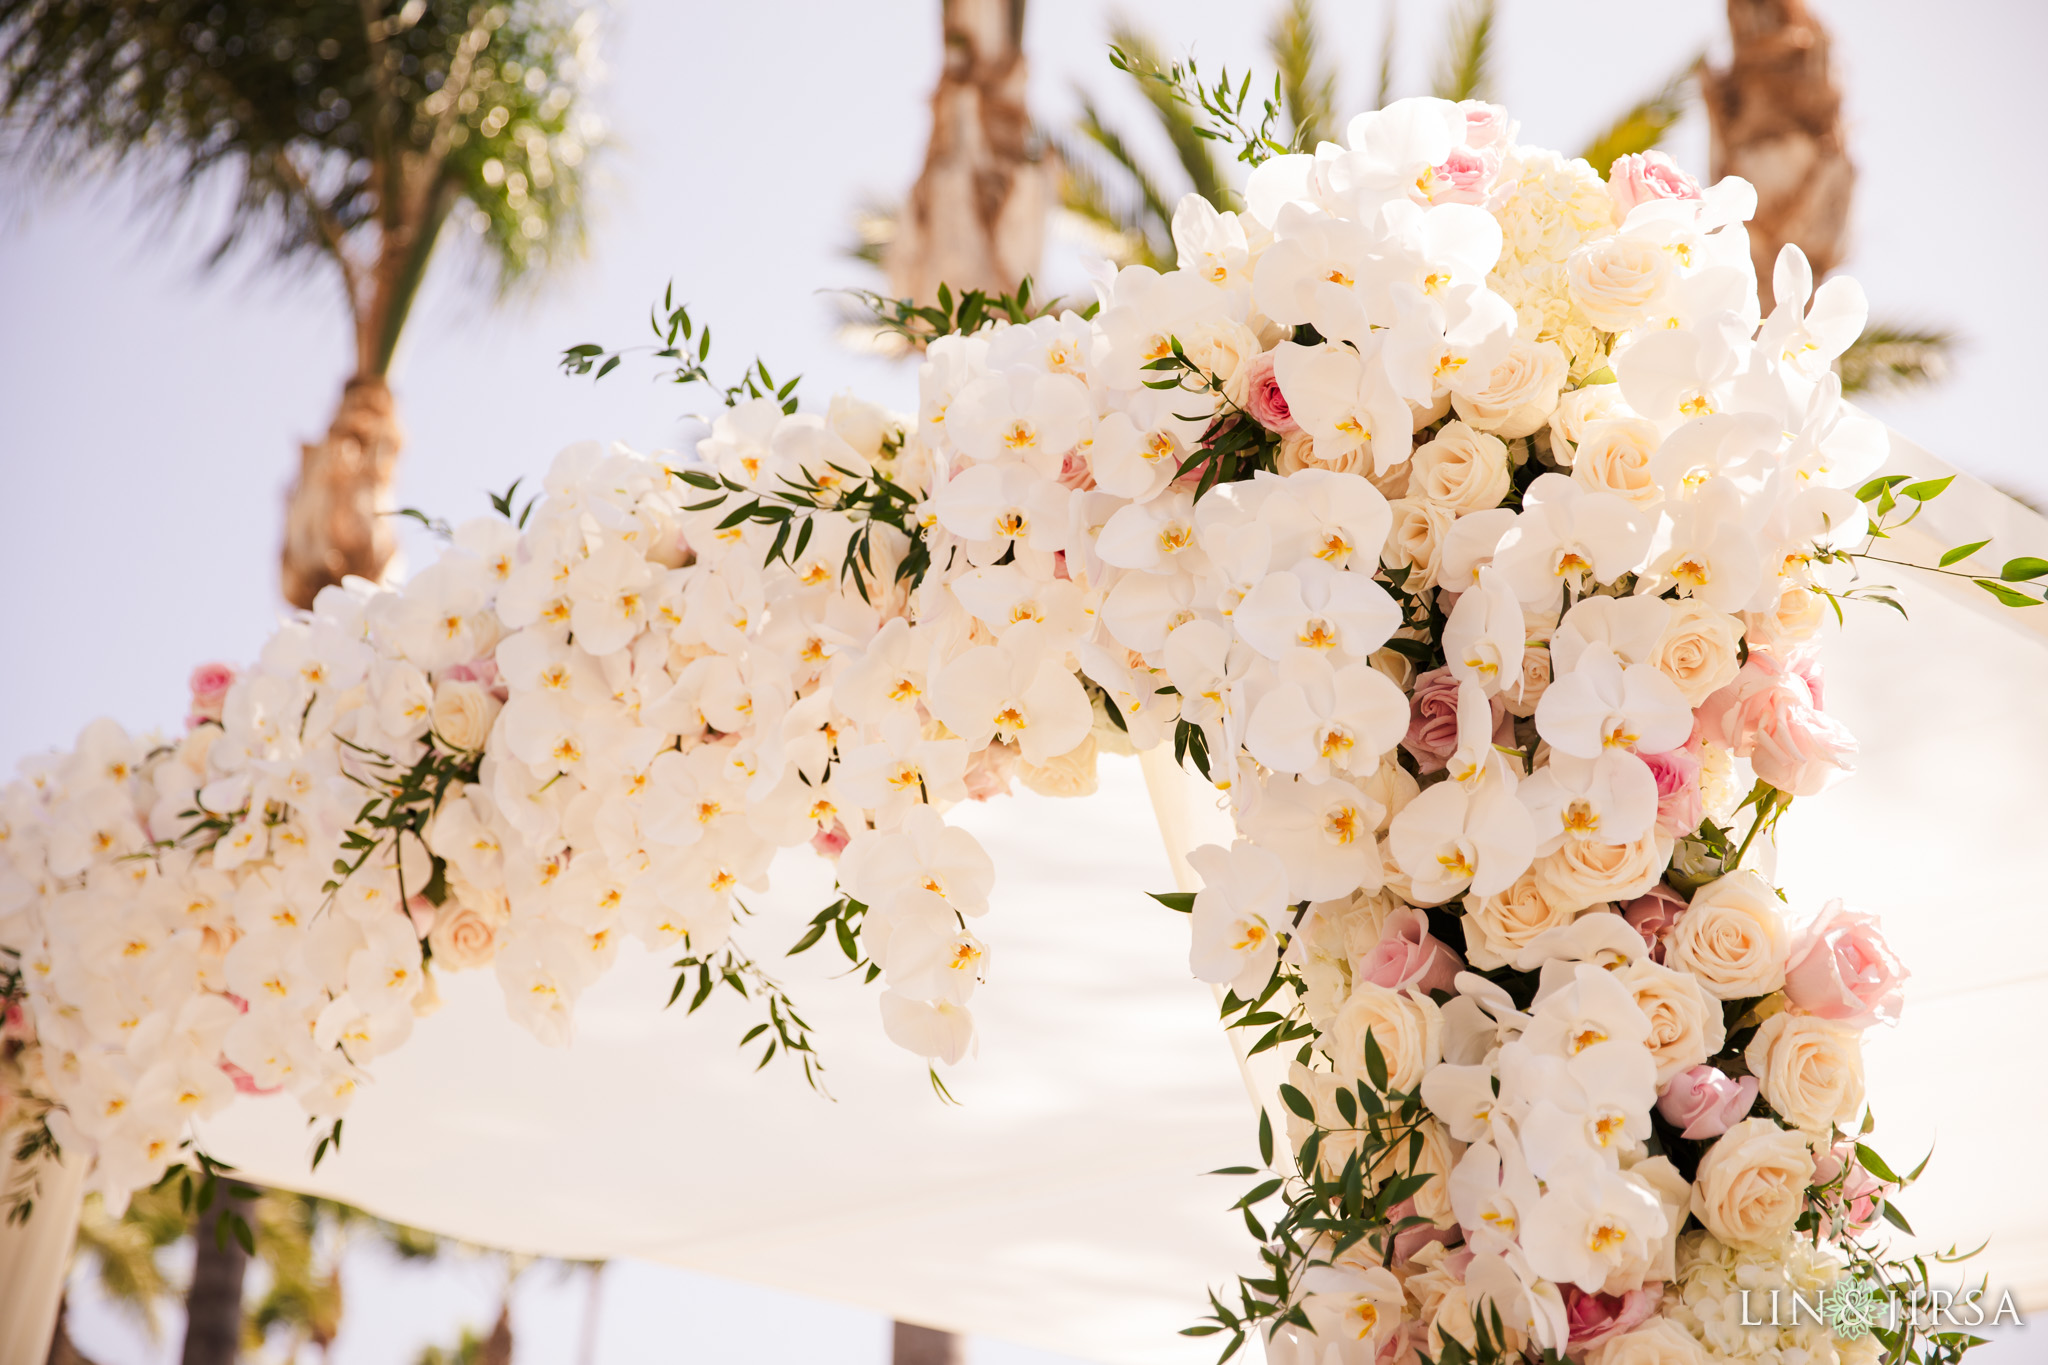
[[187, 662, 238, 726], [1242, 351, 1300, 434], [1623, 883, 1688, 962], [1657, 1065, 1758, 1140], [1355, 907, 1465, 996], [1783, 900, 1907, 1029]]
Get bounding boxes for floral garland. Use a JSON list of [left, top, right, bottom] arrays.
[[1, 88, 2020, 1365]]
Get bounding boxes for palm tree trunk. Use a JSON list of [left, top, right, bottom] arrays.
[[886, 0, 1048, 306], [477, 1303, 513, 1365], [43, 1299, 102, 1365], [180, 1194, 251, 1365], [280, 375, 405, 610], [891, 1320, 962, 1365], [1700, 0, 1855, 311]]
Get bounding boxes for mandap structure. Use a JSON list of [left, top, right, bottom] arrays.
[[7, 92, 2048, 1365]]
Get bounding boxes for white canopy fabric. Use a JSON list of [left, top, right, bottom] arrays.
[[182, 429, 2048, 1363]]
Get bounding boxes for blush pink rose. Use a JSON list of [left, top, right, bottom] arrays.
[[187, 662, 238, 725], [1055, 447, 1096, 491], [1607, 150, 1702, 218], [1562, 1284, 1663, 1355], [963, 742, 1019, 802], [1783, 900, 1907, 1028], [1243, 352, 1300, 434], [1622, 883, 1688, 963], [1401, 668, 1509, 775], [1696, 651, 1857, 797], [1811, 1140, 1893, 1235], [1356, 907, 1465, 996], [1460, 101, 1515, 151], [1637, 744, 1704, 837], [444, 657, 508, 702], [1426, 147, 1495, 204], [811, 819, 852, 860], [1657, 1064, 1758, 1140], [406, 894, 438, 937]]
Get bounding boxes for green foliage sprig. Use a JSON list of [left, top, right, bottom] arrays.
[[561, 283, 803, 413], [666, 938, 827, 1093]]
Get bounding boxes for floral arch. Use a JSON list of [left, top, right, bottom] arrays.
[[4, 93, 2028, 1365]]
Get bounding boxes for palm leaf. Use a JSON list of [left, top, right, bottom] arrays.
[[1838, 320, 1956, 396], [1578, 56, 1703, 176], [1073, 94, 1179, 263], [1049, 131, 1170, 270], [1105, 22, 1230, 211], [1374, 1, 1398, 111], [1268, 0, 1336, 151], [1431, 0, 1496, 103]]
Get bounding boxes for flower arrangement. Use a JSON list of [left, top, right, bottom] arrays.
[[1, 73, 2024, 1364]]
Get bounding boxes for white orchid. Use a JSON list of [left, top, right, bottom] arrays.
[[1271, 340, 1414, 473], [1442, 567, 1525, 693], [1243, 648, 1409, 782], [1233, 559, 1401, 661], [1535, 642, 1692, 759], [1186, 840, 1290, 993], [1388, 775, 1535, 903], [928, 621, 1093, 765], [1491, 474, 1652, 607], [1518, 752, 1659, 854]]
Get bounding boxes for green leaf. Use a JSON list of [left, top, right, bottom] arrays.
[[1854, 475, 1908, 504], [1901, 475, 1955, 502], [1974, 579, 2042, 608], [1258, 1108, 1274, 1166], [1855, 1143, 1902, 1184], [1363, 1030, 1390, 1092], [1938, 539, 1991, 567], [2000, 556, 2048, 581], [1148, 890, 1195, 913], [1279, 1083, 1316, 1122], [1880, 1200, 1916, 1235]]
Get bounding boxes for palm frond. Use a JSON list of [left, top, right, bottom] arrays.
[[1838, 320, 1957, 396], [1374, 1, 1398, 111], [1431, 0, 1496, 104], [1049, 131, 1169, 270], [843, 197, 900, 269], [1105, 22, 1231, 211], [0, 1, 600, 313], [1073, 93, 1179, 262], [1268, 0, 1336, 151], [1577, 56, 1702, 176]]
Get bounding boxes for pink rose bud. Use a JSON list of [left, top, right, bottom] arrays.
[[1426, 147, 1494, 204], [962, 742, 1018, 802], [187, 661, 238, 726], [1561, 1284, 1663, 1353], [810, 819, 852, 860], [1243, 352, 1300, 434], [444, 656, 507, 701], [1637, 745, 1704, 838], [1386, 1195, 1458, 1264], [406, 894, 438, 937], [1622, 884, 1688, 963], [1607, 150, 1702, 218], [1357, 907, 1466, 996], [1811, 1140, 1894, 1235], [1783, 900, 1907, 1028], [1657, 1065, 1758, 1140]]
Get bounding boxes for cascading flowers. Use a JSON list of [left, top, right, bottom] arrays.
[[0, 70, 2017, 1365]]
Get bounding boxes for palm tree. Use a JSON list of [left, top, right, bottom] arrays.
[[0, 0, 601, 607], [885, 0, 1047, 309]]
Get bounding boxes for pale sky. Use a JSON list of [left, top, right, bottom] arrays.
[[7, 0, 2047, 1360]]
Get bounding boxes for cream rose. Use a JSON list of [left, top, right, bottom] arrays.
[[1745, 1011, 1866, 1134], [1328, 982, 1442, 1091], [1275, 429, 1370, 477], [1743, 580, 1831, 650], [1383, 498, 1456, 591], [1451, 338, 1567, 438], [1586, 1319, 1708, 1365], [1620, 958, 1727, 1085], [1651, 601, 1744, 706], [1567, 235, 1675, 332], [1691, 1116, 1814, 1248], [1571, 417, 1663, 505], [1532, 828, 1671, 912], [1462, 870, 1577, 970], [1502, 643, 1551, 718], [1547, 382, 1631, 462], [1017, 731, 1101, 798], [1666, 871, 1789, 999], [1183, 320, 1264, 403], [1409, 421, 1512, 513], [431, 679, 501, 752], [428, 897, 505, 972]]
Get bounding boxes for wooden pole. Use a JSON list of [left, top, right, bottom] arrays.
[[891, 1320, 963, 1365], [0, 1146, 85, 1365]]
